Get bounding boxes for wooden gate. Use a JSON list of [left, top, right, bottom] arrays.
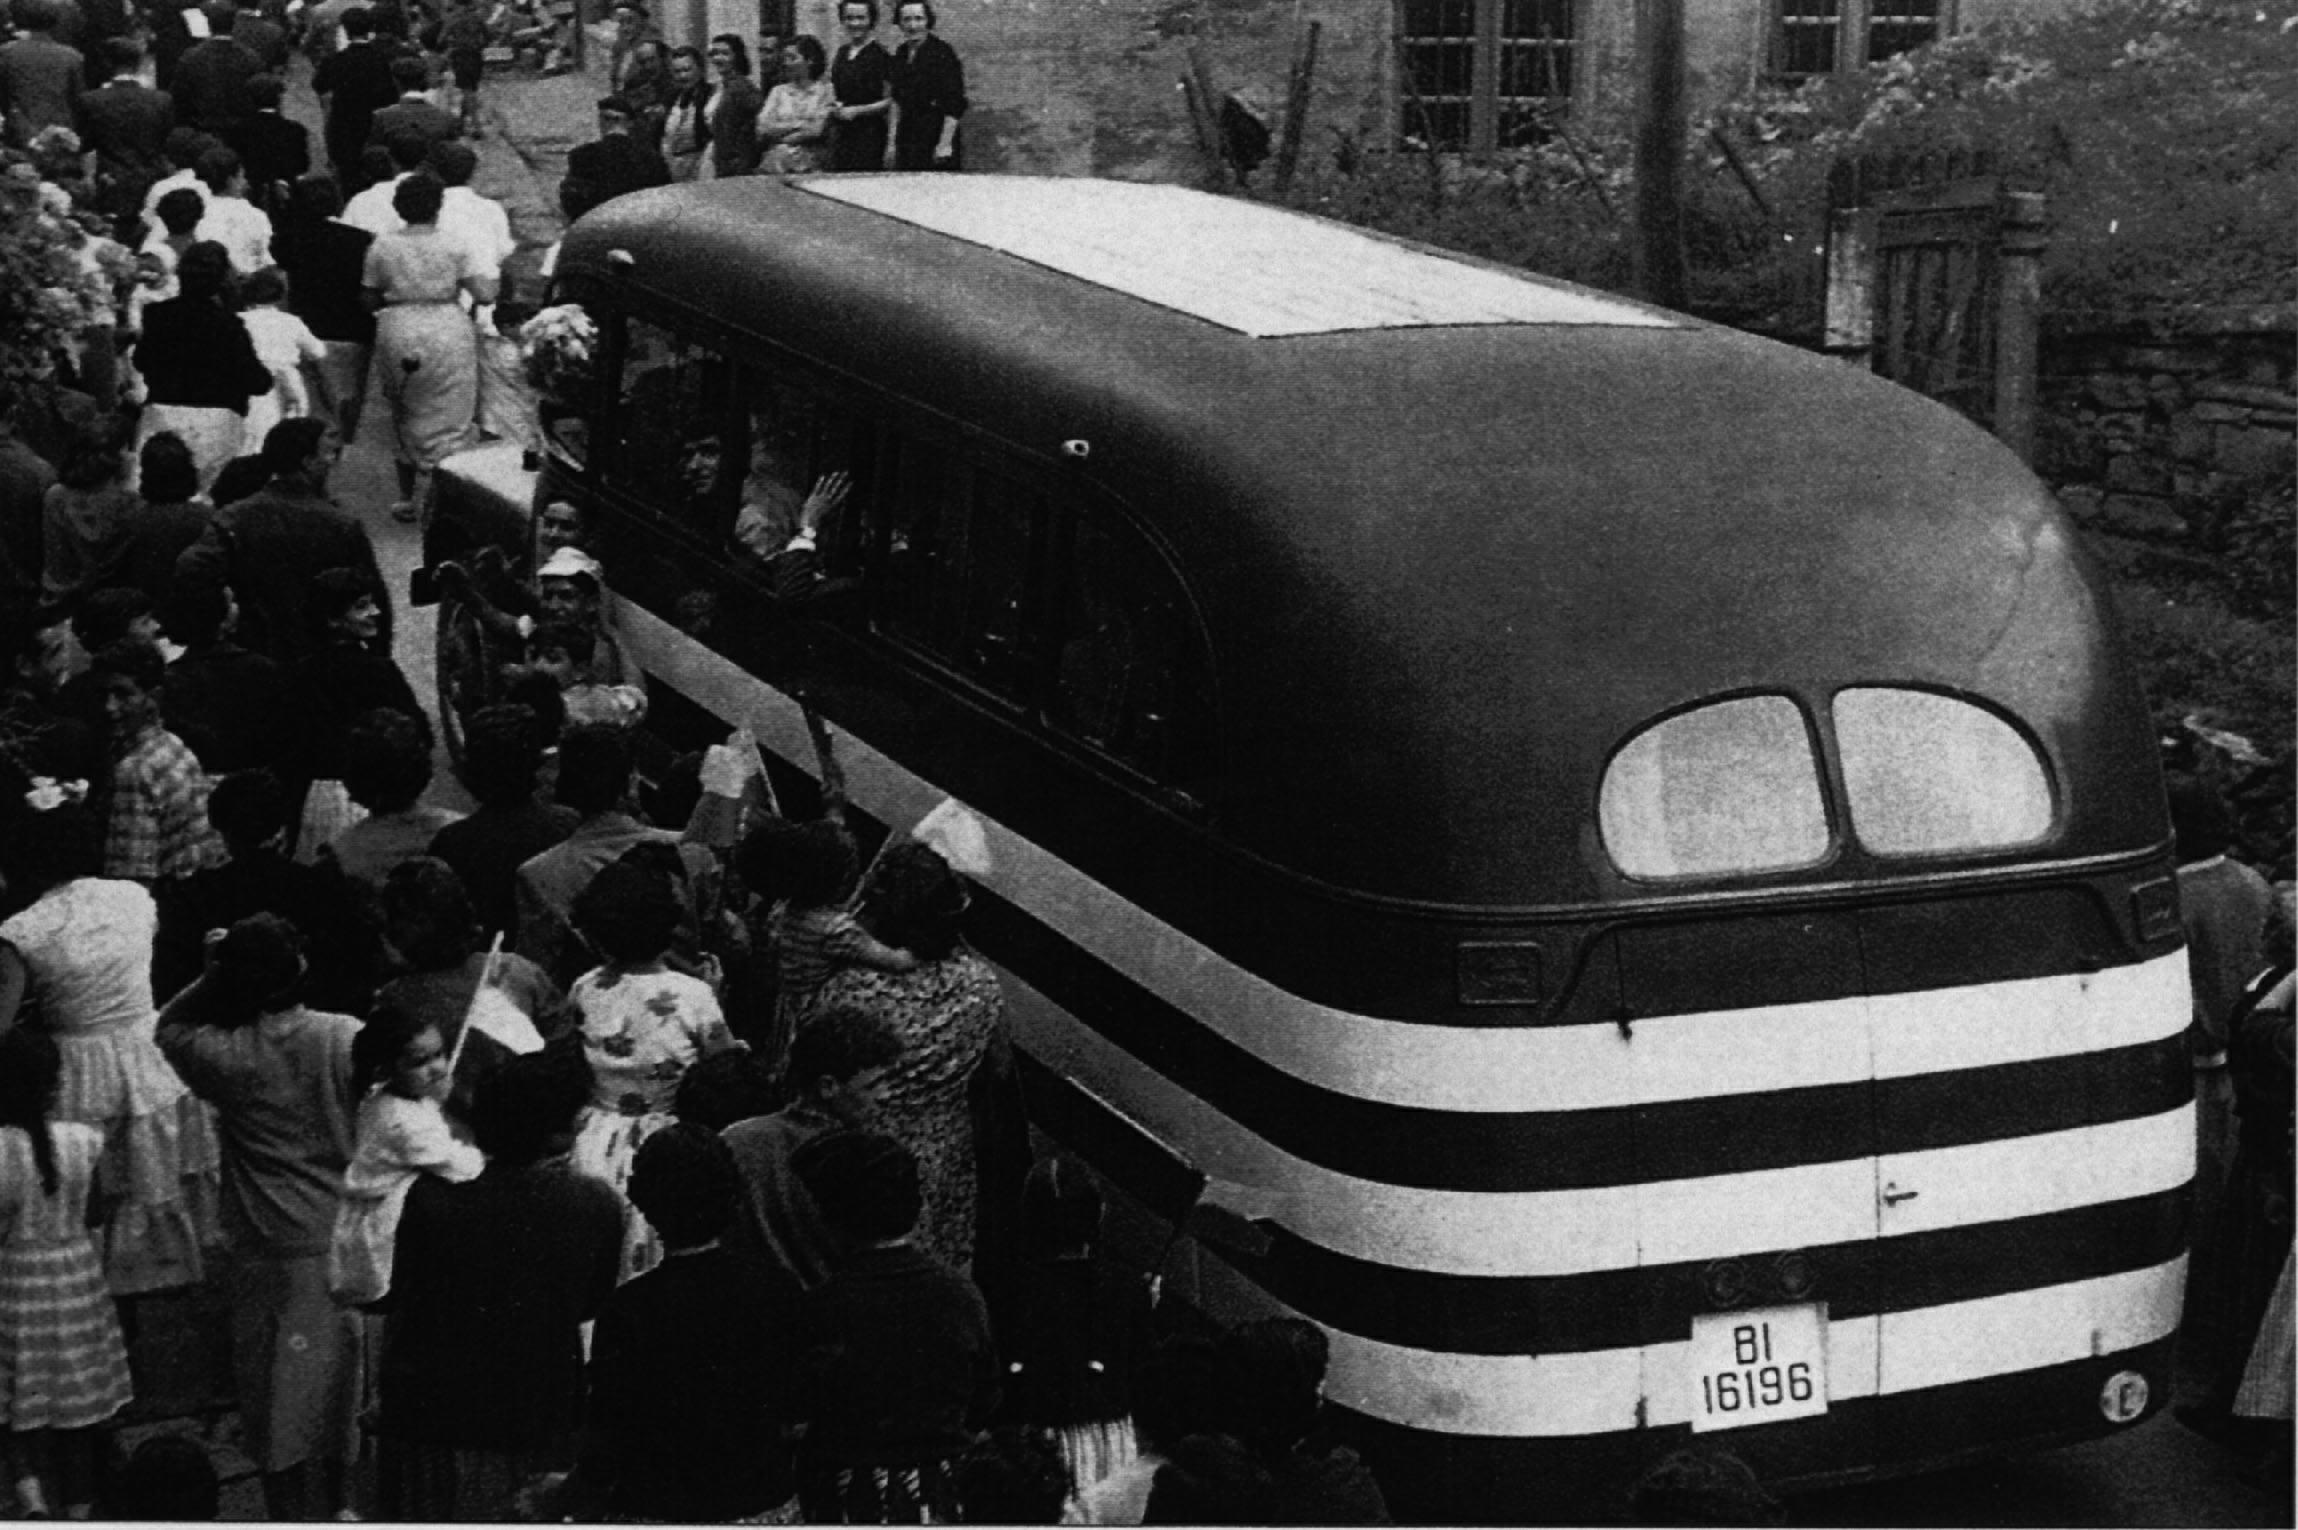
[[1823, 152, 2047, 462]]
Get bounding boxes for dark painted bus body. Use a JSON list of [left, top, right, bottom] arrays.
[[428, 175, 2190, 1521]]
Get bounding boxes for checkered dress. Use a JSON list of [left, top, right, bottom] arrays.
[[0, 1123, 134, 1430], [102, 725, 227, 883]]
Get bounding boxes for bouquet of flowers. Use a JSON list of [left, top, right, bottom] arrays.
[[520, 302, 598, 401]]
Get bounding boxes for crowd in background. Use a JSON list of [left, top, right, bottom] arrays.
[[554, 0, 968, 223]]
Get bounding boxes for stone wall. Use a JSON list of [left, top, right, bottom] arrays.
[[2038, 311, 2296, 546]]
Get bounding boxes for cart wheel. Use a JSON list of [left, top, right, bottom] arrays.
[[435, 592, 499, 774]]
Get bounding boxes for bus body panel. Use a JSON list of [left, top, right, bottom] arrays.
[[555, 180, 2166, 910]]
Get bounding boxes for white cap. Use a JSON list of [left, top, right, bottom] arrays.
[[536, 545, 604, 585]]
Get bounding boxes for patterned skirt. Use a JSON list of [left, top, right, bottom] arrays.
[[49, 1025, 220, 1296], [0, 1236, 134, 1430], [569, 1103, 672, 1283]]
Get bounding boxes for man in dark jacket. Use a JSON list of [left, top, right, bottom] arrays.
[[558, 94, 667, 218], [0, 0, 86, 147], [312, 4, 396, 183], [226, 70, 304, 216], [167, 0, 258, 136], [173, 418, 391, 667], [78, 36, 173, 231], [365, 52, 457, 152], [228, 0, 288, 71]]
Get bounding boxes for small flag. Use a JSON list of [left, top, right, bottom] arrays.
[[912, 796, 993, 878], [446, 936, 545, 1074], [463, 983, 548, 1056]]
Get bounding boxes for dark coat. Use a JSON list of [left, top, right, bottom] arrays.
[[229, 10, 290, 71], [887, 32, 963, 169], [312, 38, 396, 168], [578, 1248, 806, 1520], [826, 39, 887, 172], [174, 483, 391, 665], [380, 1162, 625, 1453], [0, 32, 85, 146], [76, 77, 171, 213], [366, 93, 458, 152], [560, 130, 667, 216], [134, 295, 271, 410], [168, 34, 258, 135], [275, 214, 375, 344], [228, 109, 309, 212]]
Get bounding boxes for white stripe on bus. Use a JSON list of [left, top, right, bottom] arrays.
[[1314, 1257, 2186, 1437], [628, 604, 2187, 1114], [1004, 972, 2196, 1279]]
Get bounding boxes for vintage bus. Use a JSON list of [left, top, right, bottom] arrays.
[[428, 175, 2192, 1520]]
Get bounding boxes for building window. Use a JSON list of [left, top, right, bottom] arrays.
[[1775, 0, 1948, 78], [1398, 0, 1575, 152]]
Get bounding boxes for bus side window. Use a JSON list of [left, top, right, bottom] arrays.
[[607, 317, 731, 503], [1050, 510, 1206, 789], [733, 377, 849, 565], [875, 439, 1036, 703]]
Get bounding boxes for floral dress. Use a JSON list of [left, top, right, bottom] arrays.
[[0, 1122, 134, 1430], [567, 966, 733, 1281], [0, 879, 218, 1295], [815, 947, 1005, 1274]]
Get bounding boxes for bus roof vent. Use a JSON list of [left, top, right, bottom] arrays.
[[802, 176, 1677, 338]]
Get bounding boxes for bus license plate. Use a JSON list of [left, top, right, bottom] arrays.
[[1688, 1304, 1828, 1432]]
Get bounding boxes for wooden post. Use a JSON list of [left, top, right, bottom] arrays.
[[1273, 20, 1321, 195], [1823, 204, 1878, 367], [1183, 45, 1231, 187], [1994, 189, 2047, 463], [1708, 125, 1773, 219], [1632, 0, 1688, 309]]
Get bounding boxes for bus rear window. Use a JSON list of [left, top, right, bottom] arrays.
[[1600, 696, 1830, 880], [1833, 687, 2054, 856]]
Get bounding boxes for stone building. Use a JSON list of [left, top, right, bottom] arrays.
[[737, 0, 2068, 180]]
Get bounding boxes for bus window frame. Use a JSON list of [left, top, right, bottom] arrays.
[[555, 280, 1225, 817], [1597, 687, 1843, 886]]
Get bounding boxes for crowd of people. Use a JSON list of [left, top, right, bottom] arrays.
[[0, 0, 530, 534], [556, 0, 967, 215], [0, 20, 1381, 1504], [0, 587, 1399, 1526]]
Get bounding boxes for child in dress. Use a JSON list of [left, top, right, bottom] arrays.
[[236, 266, 329, 454], [329, 1001, 486, 1305], [0, 1029, 134, 1520], [760, 816, 914, 1057], [566, 857, 739, 1282]]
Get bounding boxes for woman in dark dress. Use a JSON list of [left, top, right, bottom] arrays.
[[826, 0, 890, 172], [132, 241, 273, 491], [888, 0, 964, 170]]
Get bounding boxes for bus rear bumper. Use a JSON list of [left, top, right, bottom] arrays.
[[1334, 1331, 2178, 1524]]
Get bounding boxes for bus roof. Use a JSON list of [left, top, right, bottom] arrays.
[[560, 178, 2161, 906], [801, 177, 1675, 337]]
